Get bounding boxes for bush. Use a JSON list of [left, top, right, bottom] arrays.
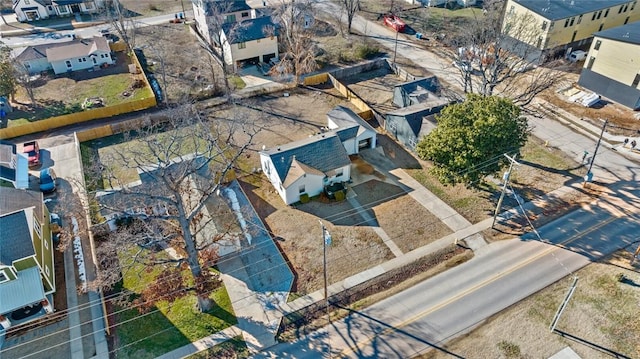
[[300, 193, 310, 203], [497, 340, 521, 358], [334, 190, 345, 201], [356, 44, 380, 59]]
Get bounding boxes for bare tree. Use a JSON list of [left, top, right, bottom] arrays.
[[14, 63, 36, 105], [100, 0, 137, 52], [449, 0, 565, 107], [84, 104, 258, 312], [270, 0, 318, 83], [342, 0, 359, 34]]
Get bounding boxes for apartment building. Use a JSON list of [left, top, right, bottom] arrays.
[[503, 0, 640, 58], [578, 21, 640, 109]]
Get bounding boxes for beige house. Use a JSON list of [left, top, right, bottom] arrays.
[[503, 0, 640, 58], [221, 16, 278, 70], [578, 22, 640, 109], [192, 0, 256, 47]]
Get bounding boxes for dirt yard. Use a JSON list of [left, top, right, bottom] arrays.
[[134, 23, 225, 102], [419, 250, 640, 359], [118, 0, 185, 17]]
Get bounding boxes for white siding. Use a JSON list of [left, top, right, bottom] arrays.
[[227, 36, 278, 66], [50, 51, 113, 75], [23, 58, 51, 75], [284, 174, 324, 205], [14, 0, 49, 22]]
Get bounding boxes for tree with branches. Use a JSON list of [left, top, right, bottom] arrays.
[[0, 43, 17, 102], [449, 0, 565, 107], [84, 104, 258, 312], [416, 94, 528, 185], [270, 0, 317, 83], [100, 0, 137, 52], [342, 0, 360, 34]]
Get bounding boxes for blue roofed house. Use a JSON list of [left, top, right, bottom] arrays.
[[578, 21, 640, 110], [221, 16, 278, 71], [0, 187, 56, 330], [0, 141, 29, 189], [385, 77, 454, 151], [260, 106, 376, 205], [13, 0, 102, 22], [192, 0, 278, 70]]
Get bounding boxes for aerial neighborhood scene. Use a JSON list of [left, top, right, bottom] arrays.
[[1, 0, 640, 358]]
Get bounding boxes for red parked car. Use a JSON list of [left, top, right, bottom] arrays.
[[23, 140, 40, 168], [383, 14, 406, 32]]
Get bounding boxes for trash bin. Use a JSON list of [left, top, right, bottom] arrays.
[[416, 32, 422, 39]]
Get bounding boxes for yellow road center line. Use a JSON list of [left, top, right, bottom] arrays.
[[336, 215, 619, 357]]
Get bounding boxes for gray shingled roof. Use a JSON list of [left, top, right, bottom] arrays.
[[394, 77, 440, 94], [222, 16, 277, 43], [0, 211, 36, 266], [514, 0, 630, 21], [46, 36, 110, 62], [0, 187, 44, 221], [594, 21, 640, 45], [262, 133, 350, 184], [327, 106, 377, 134], [205, 0, 252, 15]]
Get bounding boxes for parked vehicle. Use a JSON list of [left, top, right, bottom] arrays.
[[383, 14, 406, 32], [39, 167, 57, 193], [23, 141, 40, 168], [569, 50, 587, 62]]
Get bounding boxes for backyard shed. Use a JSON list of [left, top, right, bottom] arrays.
[[386, 105, 439, 151], [393, 77, 441, 108]]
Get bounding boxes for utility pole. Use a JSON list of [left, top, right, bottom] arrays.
[[319, 221, 332, 357], [583, 119, 608, 187], [492, 153, 519, 228], [393, 29, 399, 64]]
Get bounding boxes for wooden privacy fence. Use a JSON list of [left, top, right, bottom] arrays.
[[0, 50, 157, 140]]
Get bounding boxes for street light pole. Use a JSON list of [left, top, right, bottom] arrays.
[[583, 119, 608, 187], [320, 221, 332, 357], [492, 153, 519, 228]]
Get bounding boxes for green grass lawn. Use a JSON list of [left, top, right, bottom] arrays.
[[114, 248, 237, 359]]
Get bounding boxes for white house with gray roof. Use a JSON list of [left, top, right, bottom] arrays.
[[14, 36, 113, 75], [260, 106, 376, 205], [14, 0, 102, 22]]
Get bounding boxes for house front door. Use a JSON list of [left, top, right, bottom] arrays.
[[71, 4, 80, 13]]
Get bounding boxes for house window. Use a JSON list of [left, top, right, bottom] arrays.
[[34, 219, 42, 238], [564, 18, 569, 27], [592, 12, 597, 20], [238, 42, 246, 49], [536, 36, 543, 48], [594, 40, 601, 50], [619, 5, 624, 13], [299, 185, 305, 194], [25, 0, 30, 4], [45, 265, 50, 276], [78, 59, 82, 63], [225, 14, 236, 23], [44, 237, 49, 249], [335, 169, 343, 177], [549, 21, 554, 30], [632, 74, 640, 88], [596, 10, 602, 19], [0, 271, 8, 283], [624, 16, 630, 24], [509, 5, 514, 13], [604, 8, 609, 17], [241, 11, 249, 17], [541, 21, 547, 30], [623, 3, 629, 12], [586, 56, 595, 70], [598, 23, 604, 31], [632, 2, 636, 11], [569, 17, 574, 26], [577, 15, 582, 24], [66, 60, 71, 67], [571, 31, 577, 42], [257, 39, 261, 43]]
